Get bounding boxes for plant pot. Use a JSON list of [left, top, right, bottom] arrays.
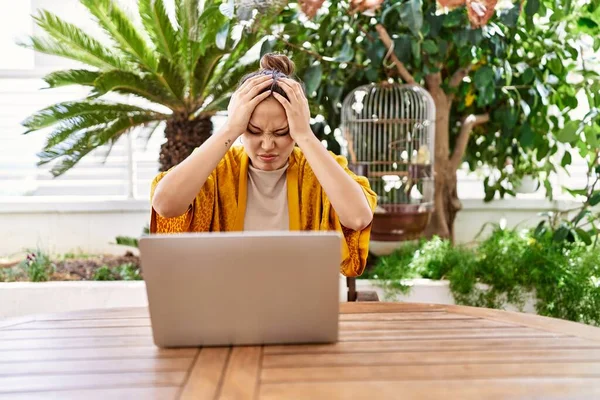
[[516, 175, 540, 194], [372, 204, 432, 241]]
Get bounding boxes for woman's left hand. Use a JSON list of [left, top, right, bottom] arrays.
[[271, 78, 313, 141]]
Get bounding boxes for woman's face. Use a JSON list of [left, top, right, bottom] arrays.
[[242, 97, 295, 171]]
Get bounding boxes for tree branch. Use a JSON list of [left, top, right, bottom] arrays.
[[449, 113, 490, 170], [374, 24, 415, 84], [447, 66, 471, 102], [450, 66, 471, 89]]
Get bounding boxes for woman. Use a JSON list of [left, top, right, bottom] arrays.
[[151, 53, 377, 277]]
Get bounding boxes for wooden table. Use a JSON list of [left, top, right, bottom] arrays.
[[1, 303, 600, 399]]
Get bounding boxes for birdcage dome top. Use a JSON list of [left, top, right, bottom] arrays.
[[341, 83, 435, 124]]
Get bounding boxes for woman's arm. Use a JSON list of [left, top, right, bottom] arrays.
[[296, 134, 374, 231], [272, 79, 373, 231], [152, 75, 274, 218], [151, 126, 239, 218]]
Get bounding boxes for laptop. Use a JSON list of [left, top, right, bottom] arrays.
[[139, 231, 341, 348]]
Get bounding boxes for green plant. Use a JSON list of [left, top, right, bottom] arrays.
[[20, 0, 283, 175], [369, 225, 600, 326], [93, 265, 115, 281], [278, 0, 599, 239], [115, 236, 139, 248], [117, 263, 143, 280], [19, 249, 56, 282]]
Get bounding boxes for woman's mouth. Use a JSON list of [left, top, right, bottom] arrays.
[[259, 154, 278, 162]]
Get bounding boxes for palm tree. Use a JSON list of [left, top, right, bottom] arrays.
[[20, 0, 281, 176]]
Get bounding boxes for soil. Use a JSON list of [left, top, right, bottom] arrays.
[[52, 251, 141, 281], [1, 251, 141, 282]]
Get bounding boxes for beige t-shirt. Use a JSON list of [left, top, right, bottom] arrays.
[[243, 163, 289, 231]]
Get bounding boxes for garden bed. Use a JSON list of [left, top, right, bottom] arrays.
[[0, 251, 141, 282]]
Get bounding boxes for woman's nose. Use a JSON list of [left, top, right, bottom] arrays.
[[261, 135, 275, 150]]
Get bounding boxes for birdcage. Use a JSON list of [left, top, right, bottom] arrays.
[[341, 83, 436, 241]]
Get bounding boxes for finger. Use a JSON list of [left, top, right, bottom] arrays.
[[239, 75, 271, 94], [238, 74, 272, 94], [249, 90, 272, 106], [275, 79, 299, 104], [245, 78, 275, 98], [283, 78, 306, 99], [272, 91, 291, 110]]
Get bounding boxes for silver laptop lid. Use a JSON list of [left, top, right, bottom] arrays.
[[139, 231, 341, 347]]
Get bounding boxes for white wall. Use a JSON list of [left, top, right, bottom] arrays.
[[0, 198, 581, 257]]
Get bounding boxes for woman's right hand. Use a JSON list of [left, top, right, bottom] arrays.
[[224, 74, 274, 137]]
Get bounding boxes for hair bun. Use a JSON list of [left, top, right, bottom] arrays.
[[260, 53, 295, 76]]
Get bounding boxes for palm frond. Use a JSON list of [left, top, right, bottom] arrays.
[[203, 59, 260, 112], [190, 47, 225, 104], [81, 0, 158, 71], [44, 110, 163, 150], [21, 100, 158, 133], [93, 70, 183, 109], [175, 0, 193, 81], [139, 0, 179, 60], [157, 57, 187, 103], [176, 0, 224, 94], [20, 37, 116, 71], [206, 33, 258, 95], [39, 113, 162, 177], [32, 10, 128, 70], [43, 69, 102, 88]]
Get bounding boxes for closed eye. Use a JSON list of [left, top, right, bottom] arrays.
[[248, 129, 290, 137]]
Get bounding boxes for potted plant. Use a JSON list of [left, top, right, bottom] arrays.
[[511, 152, 545, 194]]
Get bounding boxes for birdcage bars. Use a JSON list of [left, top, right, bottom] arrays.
[[341, 83, 436, 241]]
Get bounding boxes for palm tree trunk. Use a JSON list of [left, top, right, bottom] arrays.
[[159, 115, 213, 171]]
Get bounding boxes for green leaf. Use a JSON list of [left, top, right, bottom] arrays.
[[584, 125, 600, 148], [590, 192, 600, 206], [553, 226, 570, 243], [40, 113, 160, 177], [522, 68, 535, 84], [525, 0, 540, 16], [399, 0, 423, 37], [578, 17, 599, 34], [422, 39, 438, 54], [560, 151, 572, 167], [520, 123, 534, 148], [394, 35, 412, 64], [571, 209, 590, 225], [21, 101, 156, 132], [499, 5, 520, 27], [575, 228, 592, 245], [94, 70, 181, 107], [565, 188, 588, 197], [442, 10, 463, 28], [474, 66, 494, 90], [81, 0, 158, 71], [175, 0, 199, 86], [115, 236, 139, 248], [304, 64, 323, 96], [547, 58, 563, 75], [157, 57, 186, 101], [556, 120, 580, 143], [216, 21, 230, 50], [411, 40, 421, 67], [43, 69, 101, 88], [28, 10, 128, 70], [476, 84, 495, 107], [203, 59, 259, 112], [335, 38, 355, 63], [139, 0, 179, 60], [367, 40, 386, 66]]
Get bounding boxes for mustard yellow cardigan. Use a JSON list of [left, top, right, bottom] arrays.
[[150, 146, 377, 277]]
